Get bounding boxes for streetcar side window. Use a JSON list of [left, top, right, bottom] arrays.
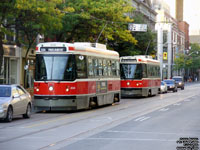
[[76, 55, 87, 78], [111, 61, 117, 76], [107, 60, 112, 76], [142, 64, 147, 78], [116, 61, 120, 76], [103, 59, 108, 77], [88, 57, 94, 76], [98, 59, 103, 76], [93, 58, 98, 76]]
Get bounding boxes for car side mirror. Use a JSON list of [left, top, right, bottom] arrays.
[[13, 94, 20, 98]]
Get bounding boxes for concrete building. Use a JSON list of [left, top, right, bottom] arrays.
[[190, 35, 200, 45], [131, 0, 157, 31], [152, 0, 186, 78], [0, 44, 21, 85], [0, 31, 35, 91], [178, 21, 189, 50]]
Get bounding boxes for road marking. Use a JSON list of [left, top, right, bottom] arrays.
[[173, 103, 181, 106], [159, 108, 169, 112], [134, 116, 150, 122], [84, 137, 176, 142], [184, 99, 191, 102], [25, 111, 92, 128], [139, 117, 150, 121]]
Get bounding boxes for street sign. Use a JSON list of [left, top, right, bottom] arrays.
[[128, 23, 147, 32]]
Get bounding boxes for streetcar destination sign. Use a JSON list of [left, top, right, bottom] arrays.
[[40, 47, 66, 52]]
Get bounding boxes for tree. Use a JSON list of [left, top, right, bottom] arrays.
[[14, 0, 63, 60], [47, 0, 137, 45], [110, 13, 157, 56], [0, 0, 64, 85], [0, 0, 16, 74], [174, 43, 200, 77]]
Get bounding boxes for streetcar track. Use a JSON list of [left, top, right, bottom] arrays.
[[0, 88, 199, 146], [0, 113, 68, 130]]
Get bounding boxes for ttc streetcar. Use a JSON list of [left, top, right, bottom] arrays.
[[120, 55, 161, 97], [34, 42, 120, 111]]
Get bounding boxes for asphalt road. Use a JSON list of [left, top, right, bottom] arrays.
[[0, 82, 200, 150]]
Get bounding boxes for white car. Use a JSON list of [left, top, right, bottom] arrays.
[[0, 84, 32, 122], [160, 81, 167, 93]]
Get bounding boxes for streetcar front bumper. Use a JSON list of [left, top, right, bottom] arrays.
[[33, 95, 89, 111], [121, 88, 143, 97]]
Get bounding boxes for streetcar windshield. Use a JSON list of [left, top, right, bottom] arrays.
[[120, 64, 143, 79], [35, 54, 76, 81]]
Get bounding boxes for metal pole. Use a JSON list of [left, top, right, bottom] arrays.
[[96, 22, 107, 43], [157, 24, 163, 80], [167, 23, 172, 79]]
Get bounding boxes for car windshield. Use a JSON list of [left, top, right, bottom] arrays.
[[0, 87, 11, 97], [164, 80, 174, 84], [120, 64, 143, 79], [173, 78, 182, 81], [35, 54, 76, 81]]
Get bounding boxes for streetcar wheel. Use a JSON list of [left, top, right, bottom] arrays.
[[23, 104, 31, 118], [5, 106, 13, 122]]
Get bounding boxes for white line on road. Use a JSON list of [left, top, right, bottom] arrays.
[[184, 99, 191, 102], [139, 117, 150, 121], [159, 108, 169, 112], [134, 116, 150, 122], [173, 103, 181, 106]]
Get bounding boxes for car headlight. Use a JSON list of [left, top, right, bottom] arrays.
[[0, 105, 4, 113], [179, 82, 182, 85]]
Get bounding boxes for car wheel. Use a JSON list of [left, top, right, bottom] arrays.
[[5, 106, 13, 122], [23, 104, 31, 118]]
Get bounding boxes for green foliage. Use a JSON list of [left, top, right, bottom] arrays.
[[111, 13, 157, 56], [174, 43, 200, 72], [48, 0, 137, 45]]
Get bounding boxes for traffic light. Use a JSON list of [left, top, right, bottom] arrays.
[[163, 52, 167, 60]]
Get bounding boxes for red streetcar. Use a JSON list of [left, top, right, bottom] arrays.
[[34, 42, 120, 111], [120, 55, 161, 97]]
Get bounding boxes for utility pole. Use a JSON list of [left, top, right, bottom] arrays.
[[157, 24, 163, 80], [167, 23, 172, 79]]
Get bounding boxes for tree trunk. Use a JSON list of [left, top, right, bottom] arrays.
[[0, 32, 4, 77]]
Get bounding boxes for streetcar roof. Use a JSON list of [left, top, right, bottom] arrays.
[[36, 42, 119, 59], [120, 55, 160, 64]]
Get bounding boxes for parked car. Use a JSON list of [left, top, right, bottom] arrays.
[[160, 81, 167, 93], [172, 76, 184, 90], [163, 79, 178, 92], [0, 84, 32, 122]]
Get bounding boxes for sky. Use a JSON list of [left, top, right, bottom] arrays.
[[163, 0, 200, 35]]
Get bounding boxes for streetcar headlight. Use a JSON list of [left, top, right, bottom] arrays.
[[127, 82, 130, 86], [36, 88, 39, 92], [66, 88, 69, 92], [49, 86, 54, 91], [136, 83, 139, 86]]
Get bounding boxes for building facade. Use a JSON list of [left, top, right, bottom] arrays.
[[131, 0, 157, 31], [0, 44, 21, 85], [152, 0, 186, 78]]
